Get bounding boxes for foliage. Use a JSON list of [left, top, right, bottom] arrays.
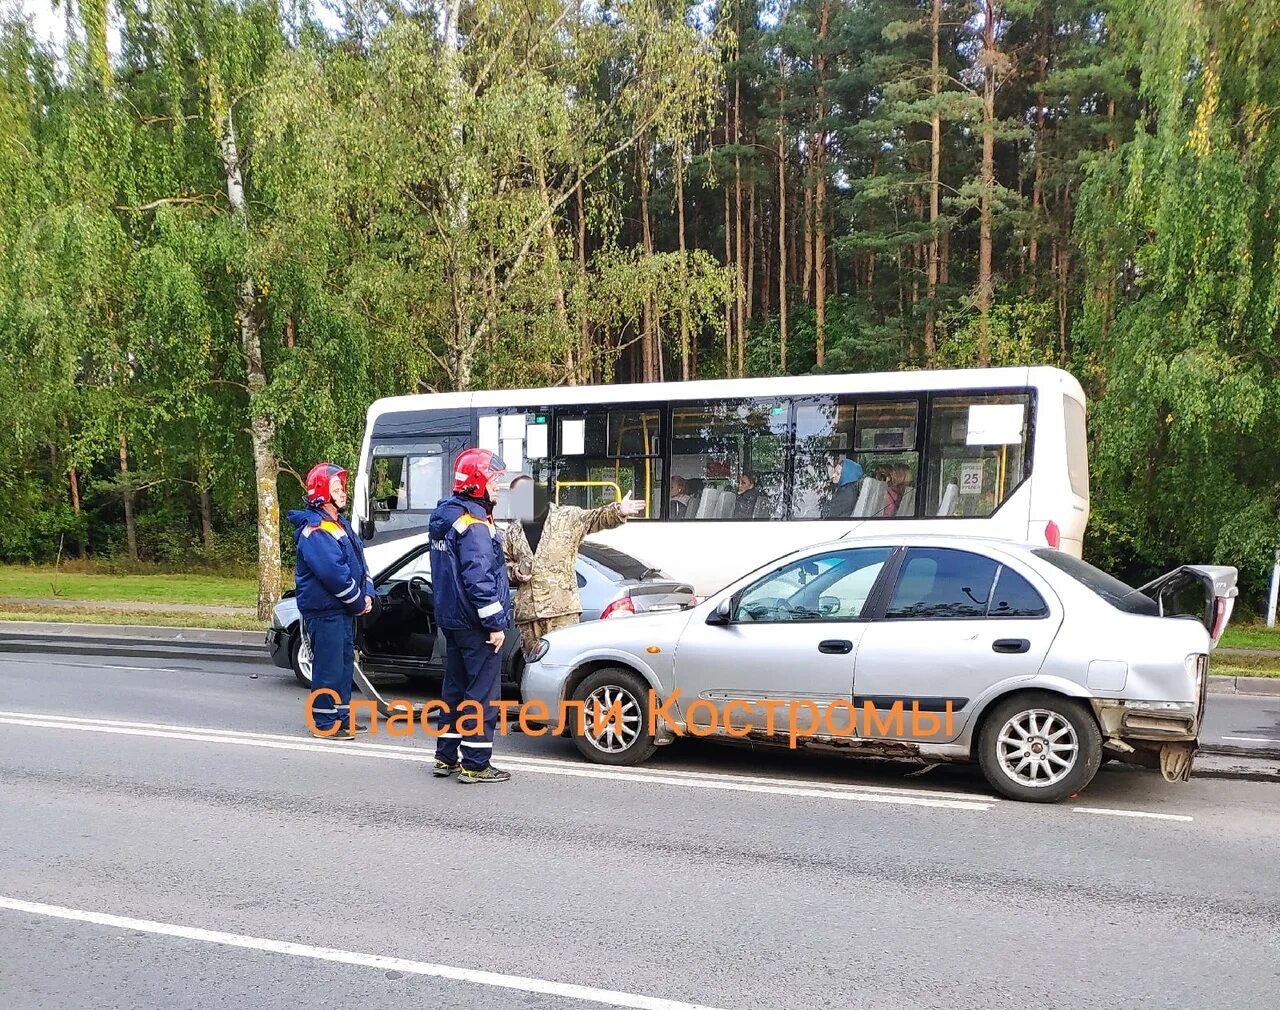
[[2, 0, 1278, 613]]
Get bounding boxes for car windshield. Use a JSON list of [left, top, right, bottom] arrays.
[[1032, 549, 1158, 615], [578, 543, 661, 581]]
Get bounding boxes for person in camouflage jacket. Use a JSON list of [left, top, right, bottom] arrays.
[[503, 477, 645, 655]]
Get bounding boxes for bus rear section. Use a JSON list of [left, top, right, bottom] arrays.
[[1023, 370, 1089, 558]]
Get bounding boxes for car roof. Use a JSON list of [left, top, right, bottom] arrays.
[[802, 532, 1042, 554]]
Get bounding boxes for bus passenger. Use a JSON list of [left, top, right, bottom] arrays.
[[822, 457, 863, 518]]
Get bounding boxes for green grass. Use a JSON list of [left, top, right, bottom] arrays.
[[0, 565, 265, 608], [1218, 623, 1280, 651], [1211, 650, 1280, 678], [0, 606, 266, 631]]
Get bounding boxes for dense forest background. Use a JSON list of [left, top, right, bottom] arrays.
[[3, 0, 1279, 618]]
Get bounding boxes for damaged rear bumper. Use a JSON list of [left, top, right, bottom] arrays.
[[1091, 698, 1199, 782]]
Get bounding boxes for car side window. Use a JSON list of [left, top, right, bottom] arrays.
[[735, 548, 893, 623], [883, 548, 998, 619], [989, 565, 1048, 617]]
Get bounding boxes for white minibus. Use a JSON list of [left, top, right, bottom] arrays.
[[352, 365, 1090, 598]]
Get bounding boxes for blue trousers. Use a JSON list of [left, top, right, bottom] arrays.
[[436, 628, 503, 771], [305, 613, 354, 731]]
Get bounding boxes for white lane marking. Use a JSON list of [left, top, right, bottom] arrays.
[[0, 709, 993, 805], [0, 715, 992, 811], [1071, 807, 1193, 823], [1221, 735, 1280, 743], [0, 895, 730, 1010]]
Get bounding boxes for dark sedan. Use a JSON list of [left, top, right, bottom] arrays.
[[266, 539, 695, 690]]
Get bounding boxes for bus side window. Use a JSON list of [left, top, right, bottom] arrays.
[[669, 399, 788, 521], [925, 394, 1031, 518], [553, 408, 661, 519]]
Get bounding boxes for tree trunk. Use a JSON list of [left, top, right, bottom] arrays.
[[676, 143, 690, 381], [802, 167, 813, 304], [924, 0, 942, 360], [814, 0, 830, 368], [577, 175, 591, 383], [746, 180, 756, 323], [198, 447, 215, 552], [117, 422, 138, 562], [442, 0, 475, 390], [639, 141, 656, 383], [777, 72, 788, 373], [977, 0, 998, 365], [537, 161, 572, 377], [1029, 3, 1049, 295], [219, 107, 280, 620], [723, 170, 734, 373], [734, 155, 746, 377]]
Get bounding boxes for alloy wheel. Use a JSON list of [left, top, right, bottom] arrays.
[[995, 708, 1079, 787]]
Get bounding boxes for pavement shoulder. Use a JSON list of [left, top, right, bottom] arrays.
[[1208, 674, 1280, 697], [0, 620, 265, 648]]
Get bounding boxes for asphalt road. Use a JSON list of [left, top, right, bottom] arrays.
[[1, 651, 1279, 1010]]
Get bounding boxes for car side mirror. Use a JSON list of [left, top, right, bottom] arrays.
[[706, 597, 733, 626]]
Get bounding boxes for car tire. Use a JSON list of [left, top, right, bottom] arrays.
[[569, 666, 659, 767], [290, 627, 314, 688], [977, 692, 1102, 803]]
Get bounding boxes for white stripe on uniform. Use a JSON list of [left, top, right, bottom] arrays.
[[477, 601, 503, 619]]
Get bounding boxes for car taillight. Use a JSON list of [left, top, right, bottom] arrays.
[[1210, 598, 1228, 644], [689, 596, 699, 607], [1045, 520, 1060, 548], [601, 595, 636, 619]]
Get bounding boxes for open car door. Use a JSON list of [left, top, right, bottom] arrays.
[[1138, 565, 1238, 648]]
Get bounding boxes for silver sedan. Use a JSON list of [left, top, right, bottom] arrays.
[[520, 533, 1238, 803]]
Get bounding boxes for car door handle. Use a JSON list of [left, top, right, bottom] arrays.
[[992, 638, 1030, 654], [819, 640, 853, 655]]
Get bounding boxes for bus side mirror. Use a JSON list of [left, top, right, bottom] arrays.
[[360, 520, 376, 541], [706, 597, 733, 626]]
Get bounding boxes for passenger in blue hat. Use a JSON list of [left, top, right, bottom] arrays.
[[822, 455, 864, 518]]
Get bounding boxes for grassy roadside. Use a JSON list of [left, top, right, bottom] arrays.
[[1218, 624, 1280, 651], [0, 565, 264, 608], [1211, 651, 1280, 679]]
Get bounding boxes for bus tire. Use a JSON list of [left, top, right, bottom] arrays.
[[569, 667, 658, 766]]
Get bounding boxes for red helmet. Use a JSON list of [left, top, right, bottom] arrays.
[[305, 463, 347, 507], [452, 447, 506, 496]]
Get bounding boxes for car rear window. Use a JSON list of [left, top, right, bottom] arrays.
[[578, 543, 661, 582], [1032, 549, 1157, 615]]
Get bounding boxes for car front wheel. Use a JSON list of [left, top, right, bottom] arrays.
[[290, 627, 313, 688], [977, 692, 1102, 803], [569, 667, 659, 767]]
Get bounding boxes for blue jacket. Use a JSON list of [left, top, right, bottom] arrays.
[[428, 494, 511, 633], [287, 506, 376, 618]]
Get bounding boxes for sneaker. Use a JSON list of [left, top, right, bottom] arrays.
[[432, 758, 461, 777], [338, 721, 370, 735], [458, 765, 511, 784], [309, 724, 355, 741]]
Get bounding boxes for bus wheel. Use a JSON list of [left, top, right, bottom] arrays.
[[570, 667, 658, 766]]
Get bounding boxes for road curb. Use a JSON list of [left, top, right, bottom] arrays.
[[1206, 674, 1280, 697], [0, 621, 269, 665]]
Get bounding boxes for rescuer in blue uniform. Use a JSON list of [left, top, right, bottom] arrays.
[[428, 447, 514, 783], [287, 462, 375, 739]]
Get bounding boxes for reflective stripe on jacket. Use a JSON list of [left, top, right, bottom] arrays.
[[287, 506, 375, 618], [428, 494, 512, 632]]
